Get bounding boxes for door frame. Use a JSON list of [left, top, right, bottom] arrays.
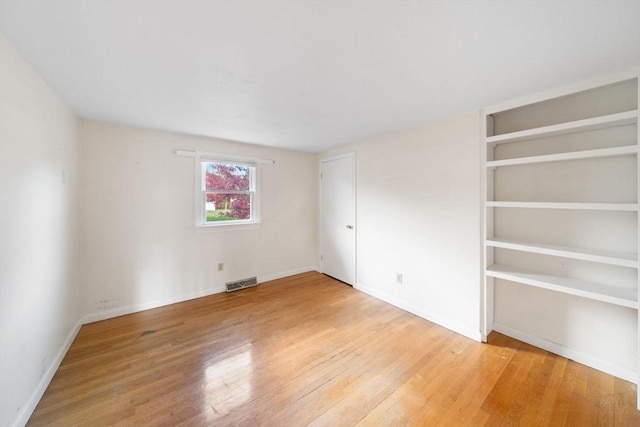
[[319, 152, 357, 285]]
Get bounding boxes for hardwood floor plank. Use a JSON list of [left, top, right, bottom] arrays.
[[216, 313, 418, 425], [352, 330, 458, 426], [26, 272, 640, 426], [306, 320, 449, 426]]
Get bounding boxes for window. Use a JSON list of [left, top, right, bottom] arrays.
[[197, 157, 259, 227]]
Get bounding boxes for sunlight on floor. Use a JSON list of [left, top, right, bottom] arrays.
[[204, 343, 254, 418]]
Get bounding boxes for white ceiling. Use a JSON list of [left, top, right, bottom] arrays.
[[1, 1, 638, 152]]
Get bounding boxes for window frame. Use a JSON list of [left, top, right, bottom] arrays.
[[195, 153, 261, 230]]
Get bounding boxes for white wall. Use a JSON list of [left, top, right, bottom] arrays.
[[320, 111, 482, 340], [80, 120, 318, 320], [0, 36, 81, 427]]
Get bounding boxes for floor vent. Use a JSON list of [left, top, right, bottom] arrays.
[[226, 276, 258, 292]]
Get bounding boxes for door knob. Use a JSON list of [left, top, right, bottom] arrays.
[[346, 224, 354, 229]]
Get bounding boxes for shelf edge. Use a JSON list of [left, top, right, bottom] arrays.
[[485, 239, 639, 268], [486, 145, 638, 168], [486, 265, 638, 309], [486, 110, 638, 145], [485, 202, 639, 211]]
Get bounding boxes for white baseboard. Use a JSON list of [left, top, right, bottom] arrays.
[[12, 319, 82, 427], [493, 322, 637, 384], [354, 282, 483, 342], [81, 285, 226, 324], [258, 266, 320, 283], [82, 266, 321, 325]]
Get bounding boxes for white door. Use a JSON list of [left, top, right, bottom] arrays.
[[320, 153, 356, 285]]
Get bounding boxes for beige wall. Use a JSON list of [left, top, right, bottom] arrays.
[[79, 120, 318, 320], [320, 111, 483, 340], [0, 35, 81, 427]]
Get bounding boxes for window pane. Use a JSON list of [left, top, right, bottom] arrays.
[[205, 163, 251, 191], [205, 193, 251, 222]]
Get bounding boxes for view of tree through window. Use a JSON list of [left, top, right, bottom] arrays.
[[204, 162, 253, 222]]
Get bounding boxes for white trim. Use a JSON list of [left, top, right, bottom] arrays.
[[493, 322, 637, 384], [195, 222, 261, 233], [354, 281, 483, 342], [12, 319, 82, 427], [482, 110, 495, 340], [198, 219, 262, 230]]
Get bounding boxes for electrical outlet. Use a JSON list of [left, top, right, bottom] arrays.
[[396, 273, 403, 284], [218, 263, 224, 272]]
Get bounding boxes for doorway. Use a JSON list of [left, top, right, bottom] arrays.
[[320, 153, 356, 285]]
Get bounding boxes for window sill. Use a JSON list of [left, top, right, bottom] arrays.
[[195, 221, 261, 233]]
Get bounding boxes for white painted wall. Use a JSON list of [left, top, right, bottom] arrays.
[[79, 120, 318, 321], [0, 36, 81, 427], [320, 112, 482, 340]]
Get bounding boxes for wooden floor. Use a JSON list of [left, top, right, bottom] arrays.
[[28, 272, 639, 426]]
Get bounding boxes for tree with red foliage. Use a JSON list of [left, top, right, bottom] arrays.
[[205, 163, 251, 220]]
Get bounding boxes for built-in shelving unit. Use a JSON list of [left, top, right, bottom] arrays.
[[482, 70, 640, 407]]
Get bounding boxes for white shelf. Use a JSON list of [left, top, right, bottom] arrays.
[[487, 264, 638, 309], [486, 201, 638, 211], [486, 110, 638, 145], [486, 145, 638, 168], [485, 238, 638, 268]]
